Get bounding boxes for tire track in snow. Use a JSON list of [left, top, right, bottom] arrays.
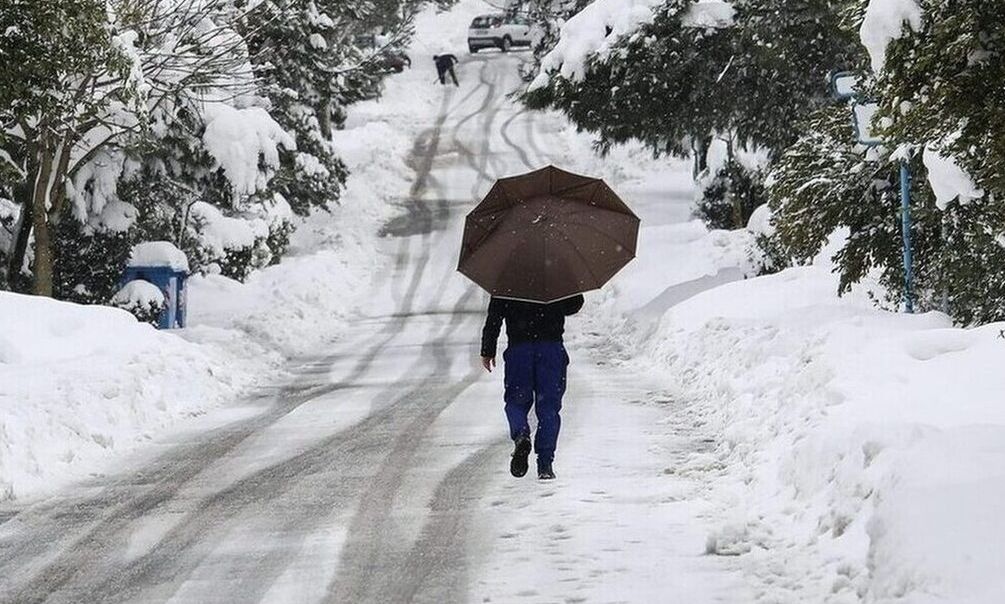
[[500, 108, 536, 170], [385, 441, 509, 604], [63, 82, 477, 604], [326, 55, 542, 604], [67, 286, 480, 604], [450, 61, 499, 190]]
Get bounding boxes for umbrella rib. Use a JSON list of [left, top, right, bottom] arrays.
[[559, 217, 638, 255], [489, 224, 540, 296], [561, 203, 637, 219], [553, 230, 602, 286]]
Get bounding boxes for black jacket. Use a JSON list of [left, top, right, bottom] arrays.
[[480, 295, 584, 358], [433, 54, 458, 71]]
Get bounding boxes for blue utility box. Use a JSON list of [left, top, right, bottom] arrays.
[[122, 242, 190, 329]]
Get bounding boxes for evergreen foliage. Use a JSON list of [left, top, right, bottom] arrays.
[[766, 105, 933, 306], [873, 0, 1005, 322], [53, 212, 133, 304], [767, 0, 1005, 323], [525, 0, 860, 157], [524, 0, 860, 229], [697, 158, 767, 231], [241, 0, 350, 217], [0, 0, 438, 305], [876, 1, 1005, 194]]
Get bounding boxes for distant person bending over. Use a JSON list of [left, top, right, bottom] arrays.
[[433, 54, 459, 87], [480, 294, 585, 480]]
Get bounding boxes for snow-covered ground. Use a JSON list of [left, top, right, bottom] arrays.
[[605, 256, 1005, 603], [4, 1, 1005, 602]]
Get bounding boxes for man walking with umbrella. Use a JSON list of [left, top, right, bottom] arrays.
[[458, 166, 640, 481], [480, 294, 584, 479]]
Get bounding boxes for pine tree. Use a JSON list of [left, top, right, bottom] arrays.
[[241, 0, 350, 217], [765, 104, 943, 307], [524, 0, 860, 228], [870, 0, 1005, 322]]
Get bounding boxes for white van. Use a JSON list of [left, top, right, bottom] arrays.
[[467, 13, 533, 53]]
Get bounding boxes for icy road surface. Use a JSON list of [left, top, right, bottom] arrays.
[[0, 53, 748, 603]]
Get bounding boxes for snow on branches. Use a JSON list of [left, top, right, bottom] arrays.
[[860, 0, 922, 71], [1, 0, 426, 298]]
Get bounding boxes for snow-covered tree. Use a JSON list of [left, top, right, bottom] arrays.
[[766, 0, 1005, 323], [519, 0, 593, 82], [0, 0, 128, 294], [524, 0, 861, 228], [871, 0, 1005, 322], [240, 0, 355, 219], [0, 0, 273, 296], [766, 105, 942, 307]]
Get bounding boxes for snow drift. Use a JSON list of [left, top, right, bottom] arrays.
[[0, 292, 258, 500], [630, 264, 1005, 602]]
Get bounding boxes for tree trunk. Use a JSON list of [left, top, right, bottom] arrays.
[[31, 142, 55, 297], [725, 135, 744, 230], [692, 135, 712, 180], [5, 181, 34, 292]]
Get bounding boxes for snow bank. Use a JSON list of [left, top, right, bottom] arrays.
[[128, 240, 190, 272], [632, 263, 1005, 602], [0, 292, 258, 500], [860, 0, 922, 71], [185, 121, 415, 358]]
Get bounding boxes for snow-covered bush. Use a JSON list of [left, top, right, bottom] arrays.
[[52, 212, 134, 305], [696, 158, 767, 231], [111, 279, 165, 325], [184, 202, 265, 281], [744, 204, 786, 275]]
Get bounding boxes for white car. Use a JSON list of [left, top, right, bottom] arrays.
[[467, 13, 533, 53]]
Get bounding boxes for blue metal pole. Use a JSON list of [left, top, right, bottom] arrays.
[[900, 160, 914, 313]]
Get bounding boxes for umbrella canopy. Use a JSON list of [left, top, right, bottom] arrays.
[[457, 165, 640, 303]]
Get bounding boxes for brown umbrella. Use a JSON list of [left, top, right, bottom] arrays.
[[457, 165, 640, 303]]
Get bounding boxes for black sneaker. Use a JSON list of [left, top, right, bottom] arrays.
[[538, 464, 556, 480], [510, 436, 532, 478]]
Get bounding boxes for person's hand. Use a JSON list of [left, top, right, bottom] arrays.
[[481, 356, 496, 372]]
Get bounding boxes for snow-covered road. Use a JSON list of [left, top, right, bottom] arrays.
[[0, 50, 747, 603]]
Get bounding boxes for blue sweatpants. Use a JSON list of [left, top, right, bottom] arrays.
[[503, 341, 569, 467]]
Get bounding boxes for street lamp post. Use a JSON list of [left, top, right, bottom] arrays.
[[899, 161, 914, 313], [830, 71, 914, 313]]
